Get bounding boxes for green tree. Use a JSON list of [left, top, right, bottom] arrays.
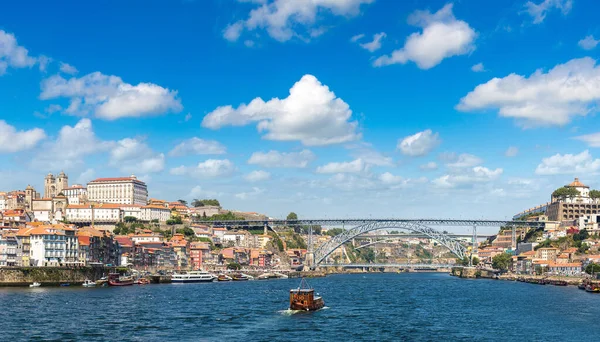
[[227, 262, 241, 270], [176, 226, 195, 238], [590, 190, 600, 199], [123, 216, 137, 223], [585, 263, 600, 275], [287, 212, 298, 221], [178, 199, 188, 206], [326, 228, 344, 237], [192, 199, 204, 207], [492, 252, 512, 271], [552, 186, 580, 199]]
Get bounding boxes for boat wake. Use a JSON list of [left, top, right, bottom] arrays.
[[278, 306, 329, 315]]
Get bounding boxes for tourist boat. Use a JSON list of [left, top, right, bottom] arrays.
[[289, 278, 324, 311], [135, 278, 150, 285], [578, 281, 587, 290], [108, 273, 134, 286], [171, 271, 215, 283], [551, 280, 568, 286], [82, 279, 96, 287], [217, 274, 232, 281], [29, 282, 41, 288], [585, 284, 600, 293], [231, 273, 252, 281]]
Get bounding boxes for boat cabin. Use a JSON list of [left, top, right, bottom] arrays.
[[289, 278, 324, 311]]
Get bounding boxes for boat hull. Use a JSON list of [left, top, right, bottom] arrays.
[[171, 278, 214, 283], [108, 280, 134, 286]]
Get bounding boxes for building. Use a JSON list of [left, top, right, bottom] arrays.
[[546, 178, 600, 221], [29, 226, 66, 266], [190, 242, 209, 270], [548, 262, 582, 276], [62, 185, 87, 205], [535, 247, 560, 261], [87, 175, 148, 205], [44, 171, 68, 199], [190, 205, 221, 218], [0, 232, 18, 267], [0, 192, 6, 211], [140, 204, 171, 222], [66, 203, 122, 226]]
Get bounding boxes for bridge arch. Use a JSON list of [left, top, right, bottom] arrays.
[[313, 221, 468, 267]]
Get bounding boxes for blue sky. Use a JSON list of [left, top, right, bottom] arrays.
[[1, 0, 600, 227]]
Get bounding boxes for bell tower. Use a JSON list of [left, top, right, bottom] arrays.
[[57, 171, 68, 195], [44, 173, 55, 198]]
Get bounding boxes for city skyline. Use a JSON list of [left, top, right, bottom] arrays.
[[2, 0, 600, 223]]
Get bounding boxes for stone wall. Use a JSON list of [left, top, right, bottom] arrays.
[[0, 267, 109, 286]]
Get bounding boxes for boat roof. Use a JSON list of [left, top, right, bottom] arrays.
[[290, 289, 314, 293]]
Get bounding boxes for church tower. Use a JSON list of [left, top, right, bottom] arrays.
[[25, 185, 35, 210], [56, 171, 68, 195], [44, 173, 55, 198]]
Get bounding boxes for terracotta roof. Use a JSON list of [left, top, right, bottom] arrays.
[[89, 177, 144, 183], [78, 236, 90, 246], [567, 177, 588, 188], [142, 205, 170, 210]]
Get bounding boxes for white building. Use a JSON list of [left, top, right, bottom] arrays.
[[66, 203, 122, 223], [141, 204, 171, 222], [62, 185, 87, 205], [121, 205, 143, 220], [87, 175, 148, 206], [130, 233, 162, 244], [30, 226, 66, 267], [0, 193, 6, 211]]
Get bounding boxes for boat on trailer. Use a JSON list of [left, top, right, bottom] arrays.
[[289, 278, 325, 311]]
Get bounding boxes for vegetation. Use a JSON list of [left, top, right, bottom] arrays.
[[282, 231, 307, 249], [123, 216, 137, 223], [492, 252, 512, 271], [227, 262, 241, 270], [286, 212, 298, 221], [456, 256, 479, 266], [166, 216, 183, 225], [590, 190, 600, 199], [175, 226, 195, 238], [269, 232, 284, 252], [552, 186, 580, 199], [196, 211, 243, 222], [356, 247, 376, 263], [177, 199, 188, 206], [325, 228, 344, 237], [191, 199, 221, 207], [585, 263, 600, 275]]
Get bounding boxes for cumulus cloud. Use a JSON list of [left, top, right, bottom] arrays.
[[578, 35, 600, 50], [223, 0, 373, 43], [170, 159, 235, 178], [348, 143, 394, 166], [248, 149, 315, 168], [59, 62, 78, 75], [505, 146, 519, 157], [244, 170, 271, 182], [33, 118, 113, 169], [76, 168, 95, 185], [374, 4, 476, 69], [523, 0, 572, 24], [535, 150, 600, 175], [457, 57, 600, 127], [40, 72, 183, 120], [0, 120, 46, 153], [109, 138, 165, 174], [316, 159, 365, 174], [574, 132, 600, 147], [203, 75, 360, 146], [0, 30, 36, 75], [432, 166, 503, 188], [379, 172, 403, 184], [358, 32, 386, 52], [168, 137, 226, 157], [419, 161, 438, 171], [397, 129, 440, 157], [350, 33, 365, 42], [446, 153, 483, 170], [235, 187, 265, 200], [471, 62, 485, 72]]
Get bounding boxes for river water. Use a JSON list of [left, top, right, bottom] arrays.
[[1, 273, 599, 341]]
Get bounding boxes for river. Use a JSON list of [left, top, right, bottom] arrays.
[[0, 273, 599, 341]]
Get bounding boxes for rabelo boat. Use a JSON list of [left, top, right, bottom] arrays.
[[108, 273, 134, 286], [289, 278, 324, 311]]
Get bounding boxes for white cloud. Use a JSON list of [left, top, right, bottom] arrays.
[[316, 159, 365, 174], [224, 0, 373, 43], [203, 75, 360, 146], [379, 172, 403, 184], [574, 132, 600, 147], [244, 170, 271, 182], [0, 30, 36, 75], [373, 4, 476, 69], [433, 166, 503, 188], [350, 33, 365, 42], [59, 62, 78, 75], [33, 118, 113, 169], [248, 149, 315, 168], [535, 150, 600, 175], [76, 168, 95, 185], [578, 35, 600, 50], [186, 185, 222, 200], [168, 137, 226, 157], [235, 187, 265, 200], [170, 159, 235, 178], [457, 57, 600, 127], [40, 72, 183, 120], [505, 146, 519, 157], [446, 153, 483, 169], [523, 0, 572, 24], [419, 161, 438, 171], [184, 113, 192, 122], [359, 32, 386, 52], [0, 120, 46, 153], [38, 55, 51, 73], [397, 129, 440, 157], [109, 138, 165, 174], [471, 62, 485, 72], [347, 143, 394, 166]]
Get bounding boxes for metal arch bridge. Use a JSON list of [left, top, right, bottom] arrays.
[[319, 263, 454, 269], [206, 218, 544, 268]]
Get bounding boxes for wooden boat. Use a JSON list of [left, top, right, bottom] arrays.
[[29, 282, 41, 288], [585, 284, 600, 293], [289, 278, 324, 311], [135, 278, 150, 285], [578, 281, 587, 290], [217, 274, 232, 281], [551, 280, 568, 286], [108, 273, 134, 286], [231, 273, 252, 281]]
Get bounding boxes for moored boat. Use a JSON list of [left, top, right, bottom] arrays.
[[585, 284, 600, 293], [290, 278, 324, 311], [108, 273, 134, 286], [82, 279, 96, 287], [217, 274, 232, 281], [231, 273, 252, 281], [135, 278, 150, 285], [60, 283, 70, 287], [171, 270, 215, 283], [29, 282, 41, 288]]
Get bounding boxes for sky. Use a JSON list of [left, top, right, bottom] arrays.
[[1, 0, 600, 228]]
